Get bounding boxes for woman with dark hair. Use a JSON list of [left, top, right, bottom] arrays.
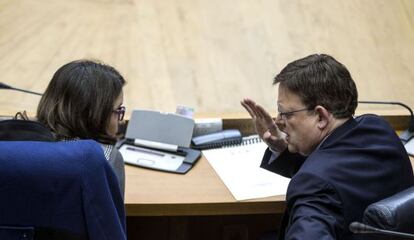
[[37, 59, 126, 196]]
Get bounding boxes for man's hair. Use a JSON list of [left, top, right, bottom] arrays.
[[273, 54, 358, 118], [37, 60, 126, 144]]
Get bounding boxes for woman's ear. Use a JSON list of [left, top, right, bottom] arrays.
[[314, 105, 330, 129]]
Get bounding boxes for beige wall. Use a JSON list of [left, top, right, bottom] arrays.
[[1, 0, 413, 117]]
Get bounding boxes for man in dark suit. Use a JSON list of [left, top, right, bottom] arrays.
[[241, 54, 414, 239]]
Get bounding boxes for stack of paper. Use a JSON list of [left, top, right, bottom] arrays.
[[203, 141, 290, 201]]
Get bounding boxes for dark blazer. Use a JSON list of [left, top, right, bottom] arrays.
[[261, 114, 414, 240]]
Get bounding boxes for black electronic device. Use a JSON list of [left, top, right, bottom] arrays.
[[191, 129, 243, 150], [118, 110, 201, 174]]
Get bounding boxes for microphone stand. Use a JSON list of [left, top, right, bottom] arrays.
[[358, 101, 414, 143], [0, 82, 42, 96], [350, 222, 414, 239], [0, 82, 42, 120]]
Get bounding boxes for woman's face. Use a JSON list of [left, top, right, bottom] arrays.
[[107, 91, 124, 137]]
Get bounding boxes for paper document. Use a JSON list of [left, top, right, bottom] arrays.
[[203, 140, 290, 201], [405, 138, 414, 156]]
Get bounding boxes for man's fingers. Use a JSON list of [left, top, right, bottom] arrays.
[[242, 97, 259, 106], [240, 101, 255, 118], [265, 134, 287, 152], [255, 104, 273, 121], [262, 131, 272, 140], [241, 98, 261, 118]]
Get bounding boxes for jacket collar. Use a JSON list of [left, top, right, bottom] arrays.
[[318, 117, 357, 149], [0, 119, 55, 141]]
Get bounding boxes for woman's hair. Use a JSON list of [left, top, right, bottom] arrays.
[[37, 60, 126, 144]]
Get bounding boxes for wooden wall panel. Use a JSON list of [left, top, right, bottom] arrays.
[[0, 0, 413, 117]]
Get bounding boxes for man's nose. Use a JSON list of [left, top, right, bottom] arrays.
[[275, 117, 285, 131]]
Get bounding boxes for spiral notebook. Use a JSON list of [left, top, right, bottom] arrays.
[[203, 135, 290, 201]]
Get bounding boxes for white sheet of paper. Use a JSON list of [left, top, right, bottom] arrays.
[[405, 138, 414, 156], [203, 141, 290, 201]]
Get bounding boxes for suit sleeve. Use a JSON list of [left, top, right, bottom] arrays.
[[260, 148, 306, 178], [284, 172, 345, 240]]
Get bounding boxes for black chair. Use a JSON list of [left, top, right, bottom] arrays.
[[350, 186, 414, 239], [0, 140, 126, 240]]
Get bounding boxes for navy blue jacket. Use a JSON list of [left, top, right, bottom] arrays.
[[261, 114, 414, 240]]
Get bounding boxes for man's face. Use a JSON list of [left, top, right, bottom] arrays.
[[276, 85, 320, 156]]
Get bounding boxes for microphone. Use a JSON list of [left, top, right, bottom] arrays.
[[349, 222, 414, 239], [358, 101, 414, 143], [0, 82, 42, 96]]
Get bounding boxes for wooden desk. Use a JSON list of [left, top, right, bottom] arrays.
[[125, 155, 286, 217], [124, 113, 414, 217]]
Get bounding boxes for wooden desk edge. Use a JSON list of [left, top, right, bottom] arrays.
[[125, 201, 287, 217]]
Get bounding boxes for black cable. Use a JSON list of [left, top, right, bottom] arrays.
[[358, 100, 414, 142], [0, 82, 42, 96]]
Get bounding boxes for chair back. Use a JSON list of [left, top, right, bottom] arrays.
[[0, 140, 126, 240], [363, 186, 414, 233]]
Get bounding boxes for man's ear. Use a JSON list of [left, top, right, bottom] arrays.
[[314, 105, 330, 129]]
